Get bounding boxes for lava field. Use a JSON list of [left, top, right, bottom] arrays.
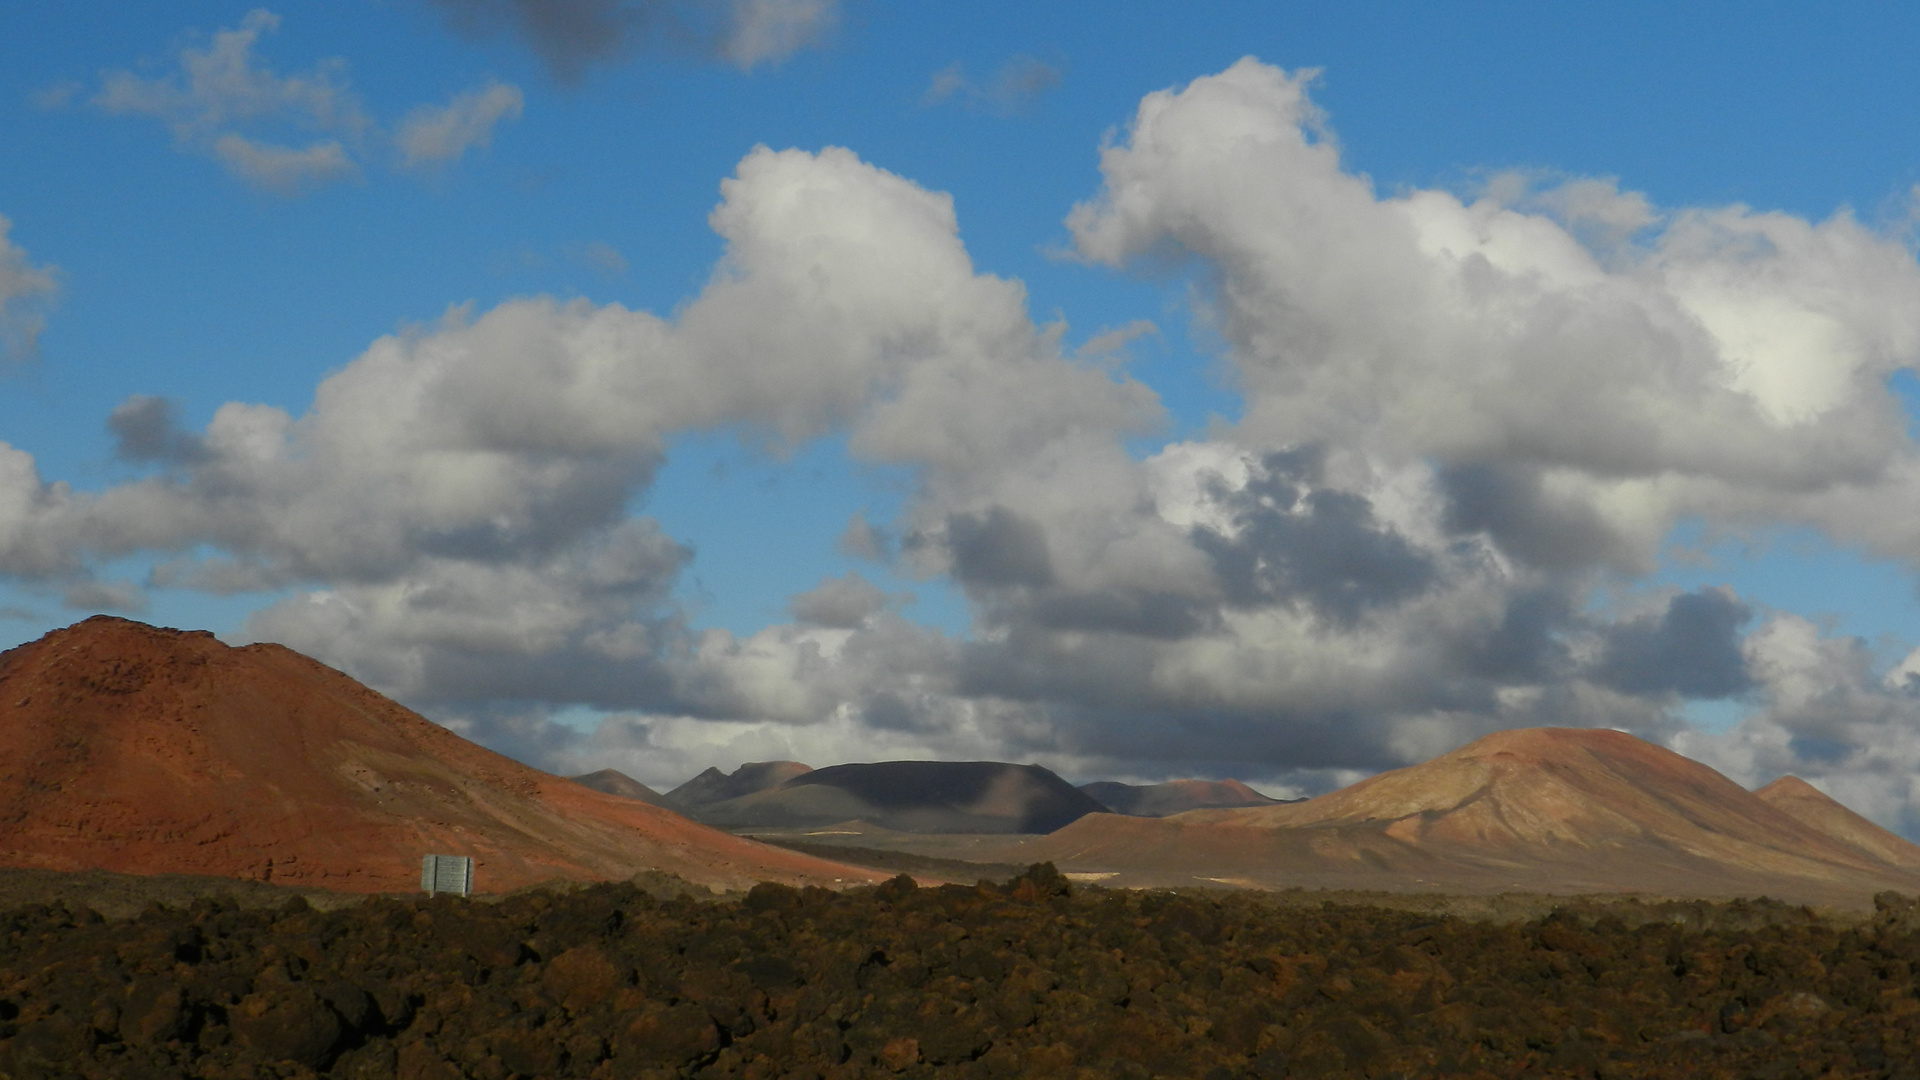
[[4, 866, 1920, 1079]]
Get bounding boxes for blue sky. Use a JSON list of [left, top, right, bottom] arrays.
[[7, 2, 1920, 826]]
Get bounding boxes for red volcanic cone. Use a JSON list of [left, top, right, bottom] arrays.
[[0, 617, 881, 894]]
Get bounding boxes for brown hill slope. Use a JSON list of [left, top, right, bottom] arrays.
[[1079, 778, 1289, 816], [570, 768, 669, 807], [1016, 728, 1920, 906], [1755, 774, 1920, 872], [0, 617, 883, 895]]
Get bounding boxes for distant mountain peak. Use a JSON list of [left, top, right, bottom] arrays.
[[571, 769, 669, 808], [1079, 778, 1290, 817], [1755, 774, 1920, 872], [1755, 774, 1823, 798], [665, 760, 813, 809], [670, 759, 1108, 834]]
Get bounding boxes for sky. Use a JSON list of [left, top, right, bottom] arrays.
[[8, 2, 1920, 832]]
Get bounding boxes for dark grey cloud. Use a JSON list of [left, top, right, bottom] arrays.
[[245, 519, 695, 711], [1786, 733, 1853, 765], [423, 0, 838, 80], [107, 395, 207, 465], [425, 0, 654, 82], [1048, 706, 1404, 776], [1594, 588, 1754, 699], [1438, 462, 1627, 572], [411, 452, 657, 567], [1672, 618, 1920, 834], [857, 690, 920, 733], [938, 656, 1419, 781], [60, 579, 147, 614], [1026, 589, 1214, 639], [434, 702, 597, 768], [945, 506, 1053, 589], [408, 635, 683, 710], [1195, 448, 1436, 626], [1452, 588, 1577, 683]]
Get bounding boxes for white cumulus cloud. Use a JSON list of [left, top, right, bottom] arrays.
[[18, 59, 1920, 830]]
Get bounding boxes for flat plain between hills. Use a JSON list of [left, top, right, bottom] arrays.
[[5, 865, 1920, 1080]]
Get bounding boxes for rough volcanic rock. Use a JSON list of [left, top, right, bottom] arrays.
[[688, 761, 1110, 834], [0, 617, 884, 894], [664, 761, 813, 809], [1080, 778, 1291, 816], [570, 768, 669, 807], [6, 871, 1920, 1079], [1005, 728, 1920, 906]]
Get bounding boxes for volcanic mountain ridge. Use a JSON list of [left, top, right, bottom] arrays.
[[569, 768, 670, 808], [664, 760, 814, 810], [1755, 774, 1920, 872], [0, 617, 882, 894], [665, 760, 1110, 834], [1079, 777, 1292, 817], [664, 761, 1292, 832]]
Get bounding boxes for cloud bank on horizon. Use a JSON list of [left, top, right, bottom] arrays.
[[9, 8, 1920, 835]]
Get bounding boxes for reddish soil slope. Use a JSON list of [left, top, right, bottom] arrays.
[[0, 618, 883, 895], [1016, 728, 1920, 906]]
